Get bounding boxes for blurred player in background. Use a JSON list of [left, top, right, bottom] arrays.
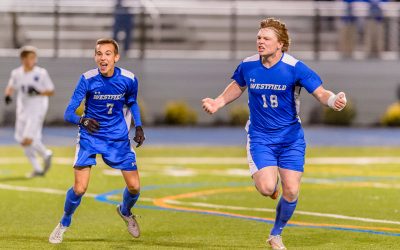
[[49, 38, 145, 244], [202, 18, 347, 250], [3, 46, 54, 178]]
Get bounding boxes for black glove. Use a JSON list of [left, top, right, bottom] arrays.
[[27, 86, 41, 96], [133, 126, 145, 147], [4, 96, 12, 105], [80, 118, 100, 134]]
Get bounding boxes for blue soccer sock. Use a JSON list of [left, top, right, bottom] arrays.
[[120, 187, 140, 216], [270, 197, 298, 236], [60, 187, 83, 227]]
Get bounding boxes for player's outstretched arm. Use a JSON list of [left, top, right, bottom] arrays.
[[202, 81, 246, 114], [312, 85, 347, 111]]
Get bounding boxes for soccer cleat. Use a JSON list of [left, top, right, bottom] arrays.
[[43, 152, 53, 174], [49, 223, 68, 244], [116, 204, 140, 238], [26, 171, 44, 178], [271, 176, 280, 200], [267, 235, 287, 250]]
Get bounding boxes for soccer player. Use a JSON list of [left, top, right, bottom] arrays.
[[3, 46, 54, 178], [202, 18, 346, 250], [49, 38, 145, 244]]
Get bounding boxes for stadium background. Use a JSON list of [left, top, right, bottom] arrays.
[[1, 1, 400, 249], [0, 0, 400, 126]]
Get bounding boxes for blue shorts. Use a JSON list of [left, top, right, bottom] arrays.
[[73, 135, 137, 171], [247, 136, 306, 175]]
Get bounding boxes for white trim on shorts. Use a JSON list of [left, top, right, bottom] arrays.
[[129, 143, 137, 167], [245, 120, 258, 175], [246, 134, 258, 176], [73, 132, 81, 166], [123, 106, 132, 130]]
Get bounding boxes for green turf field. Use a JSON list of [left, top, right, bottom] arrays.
[[0, 146, 399, 249]]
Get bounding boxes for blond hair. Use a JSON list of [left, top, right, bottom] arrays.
[[259, 18, 290, 52], [95, 38, 119, 54]]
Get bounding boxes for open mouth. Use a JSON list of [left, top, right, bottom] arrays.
[[100, 62, 108, 72]]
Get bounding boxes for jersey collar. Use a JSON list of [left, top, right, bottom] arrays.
[[259, 52, 284, 70]]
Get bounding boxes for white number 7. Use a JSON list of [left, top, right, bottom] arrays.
[[107, 103, 114, 114]]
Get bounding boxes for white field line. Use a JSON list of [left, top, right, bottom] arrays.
[[0, 183, 153, 202], [367, 183, 400, 188], [0, 183, 398, 226], [2, 157, 400, 188], [1, 156, 400, 165], [73, 166, 247, 178], [165, 200, 400, 226], [307, 157, 400, 165], [142, 157, 400, 165], [143, 157, 400, 165], [301, 178, 400, 189], [0, 183, 96, 198], [102, 169, 150, 177], [1, 157, 399, 188]]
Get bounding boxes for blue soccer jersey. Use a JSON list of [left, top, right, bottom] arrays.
[[232, 53, 322, 145], [64, 67, 140, 141]]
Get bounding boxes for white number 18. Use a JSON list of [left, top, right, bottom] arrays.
[[261, 94, 278, 108]]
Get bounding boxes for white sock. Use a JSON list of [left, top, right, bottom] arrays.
[[24, 146, 42, 173], [32, 140, 52, 159]]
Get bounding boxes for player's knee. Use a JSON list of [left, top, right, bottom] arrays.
[[256, 183, 275, 197], [73, 185, 87, 196], [282, 186, 299, 202], [126, 183, 140, 194]]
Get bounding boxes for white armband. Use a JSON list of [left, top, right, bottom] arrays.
[[327, 92, 347, 111], [327, 94, 336, 109]]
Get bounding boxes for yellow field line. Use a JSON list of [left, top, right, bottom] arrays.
[[153, 187, 400, 233]]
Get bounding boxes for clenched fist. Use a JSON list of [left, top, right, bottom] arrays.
[[328, 92, 347, 111], [202, 98, 221, 114], [80, 118, 100, 133], [133, 126, 145, 147]]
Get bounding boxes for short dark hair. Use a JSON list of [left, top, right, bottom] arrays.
[[19, 46, 37, 58], [95, 38, 119, 54]]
